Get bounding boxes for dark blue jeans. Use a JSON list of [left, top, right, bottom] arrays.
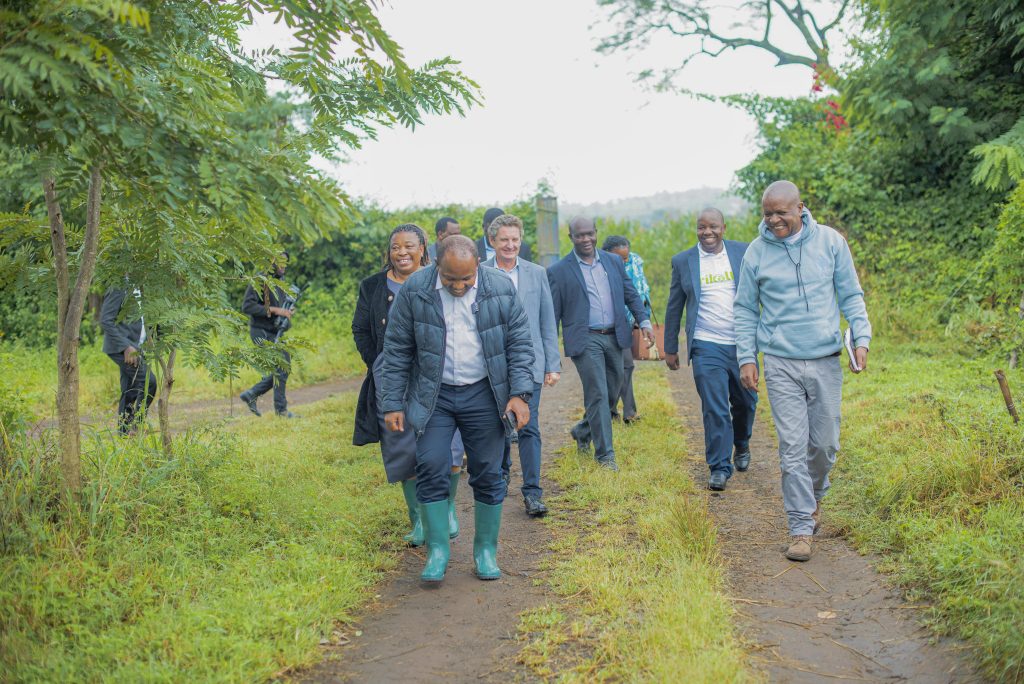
[[501, 382, 543, 499], [107, 352, 156, 435], [416, 379, 507, 505], [247, 328, 289, 414], [691, 339, 758, 476]]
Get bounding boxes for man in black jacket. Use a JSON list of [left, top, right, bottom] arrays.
[[100, 284, 156, 435], [240, 252, 297, 418]]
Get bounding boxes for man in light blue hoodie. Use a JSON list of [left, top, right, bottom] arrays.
[[735, 180, 871, 563]]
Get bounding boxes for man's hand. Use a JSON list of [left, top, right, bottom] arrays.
[[269, 307, 293, 319], [641, 327, 656, 347], [505, 397, 530, 430], [740, 363, 759, 391], [384, 411, 405, 432], [664, 352, 680, 371], [124, 346, 140, 367], [544, 372, 560, 387], [851, 347, 869, 373]]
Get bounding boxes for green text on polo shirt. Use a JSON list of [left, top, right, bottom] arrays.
[[701, 271, 734, 285]]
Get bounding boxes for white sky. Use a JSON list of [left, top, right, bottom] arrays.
[[244, 1, 848, 208]]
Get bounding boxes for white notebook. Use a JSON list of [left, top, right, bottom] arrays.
[[844, 328, 861, 371]]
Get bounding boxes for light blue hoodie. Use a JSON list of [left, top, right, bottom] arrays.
[[734, 208, 871, 366]]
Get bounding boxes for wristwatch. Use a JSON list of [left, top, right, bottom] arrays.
[[514, 392, 532, 403]]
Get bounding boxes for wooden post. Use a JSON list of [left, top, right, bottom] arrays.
[[535, 195, 559, 268], [995, 370, 1020, 424]]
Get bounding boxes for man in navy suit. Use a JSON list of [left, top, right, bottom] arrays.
[[664, 208, 758, 491], [548, 217, 655, 471]]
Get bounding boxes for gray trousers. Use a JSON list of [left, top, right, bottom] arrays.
[[571, 332, 625, 463], [615, 346, 637, 419], [763, 354, 843, 536]]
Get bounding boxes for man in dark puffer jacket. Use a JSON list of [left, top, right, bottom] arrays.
[[381, 235, 535, 584]]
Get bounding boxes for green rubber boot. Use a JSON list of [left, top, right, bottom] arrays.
[[448, 472, 460, 539], [420, 500, 451, 583], [473, 500, 503, 580], [400, 479, 424, 547]]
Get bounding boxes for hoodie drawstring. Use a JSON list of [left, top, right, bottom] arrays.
[[783, 239, 810, 312]]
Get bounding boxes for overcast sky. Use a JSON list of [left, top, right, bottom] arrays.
[[245, 1, 849, 208]]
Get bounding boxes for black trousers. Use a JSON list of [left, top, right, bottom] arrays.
[[107, 352, 156, 435], [246, 327, 289, 413]]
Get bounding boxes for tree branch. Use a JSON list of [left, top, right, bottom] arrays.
[[64, 165, 104, 343], [600, 0, 837, 76], [771, 0, 825, 63]]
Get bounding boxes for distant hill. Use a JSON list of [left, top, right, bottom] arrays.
[[559, 187, 749, 227]]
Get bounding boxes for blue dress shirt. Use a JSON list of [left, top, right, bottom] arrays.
[[575, 252, 615, 328]]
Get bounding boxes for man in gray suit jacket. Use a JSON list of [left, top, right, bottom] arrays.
[[483, 214, 561, 516], [100, 285, 156, 435], [664, 208, 757, 491]]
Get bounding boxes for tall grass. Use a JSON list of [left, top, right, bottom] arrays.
[[1, 391, 407, 682], [828, 336, 1024, 681], [517, 366, 752, 682]]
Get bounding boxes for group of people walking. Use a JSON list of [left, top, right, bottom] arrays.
[[99, 178, 870, 580]]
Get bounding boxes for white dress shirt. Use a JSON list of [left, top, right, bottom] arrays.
[[436, 272, 488, 385]]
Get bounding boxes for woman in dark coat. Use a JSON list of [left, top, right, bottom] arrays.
[[352, 224, 431, 545]]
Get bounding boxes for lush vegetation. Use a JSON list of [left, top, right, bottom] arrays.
[[0, 391, 409, 682], [831, 332, 1024, 681], [4, 0, 1024, 680], [517, 367, 750, 682], [0, 0, 479, 488]]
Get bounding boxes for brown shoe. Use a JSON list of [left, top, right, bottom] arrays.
[[812, 503, 822, 534], [785, 535, 813, 562]]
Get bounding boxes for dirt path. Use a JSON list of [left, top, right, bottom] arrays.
[[665, 366, 977, 682], [28, 376, 364, 437], [297, 363, 581, 684]]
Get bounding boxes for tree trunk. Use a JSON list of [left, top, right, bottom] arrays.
[[42, 166, 104, 498], [156, 347, 176, 455]]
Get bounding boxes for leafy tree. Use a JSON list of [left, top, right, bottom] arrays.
[[0, 0, 478, 493], [843, 0, 1024, 192]]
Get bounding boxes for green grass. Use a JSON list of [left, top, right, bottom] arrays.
[[3, 311, 365, 421], [0, 391, 410, 682], [516, 365, 753, 683], [823, 338, 1024, 682]]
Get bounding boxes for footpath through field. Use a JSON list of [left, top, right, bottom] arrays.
[[665, 367, 976, 682], [295, 363, 579, 683], [292, 360, 977, 682], [28, 376, 364, 436]]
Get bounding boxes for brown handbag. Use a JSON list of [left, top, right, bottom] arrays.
[[632, 311, 663, 361]]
